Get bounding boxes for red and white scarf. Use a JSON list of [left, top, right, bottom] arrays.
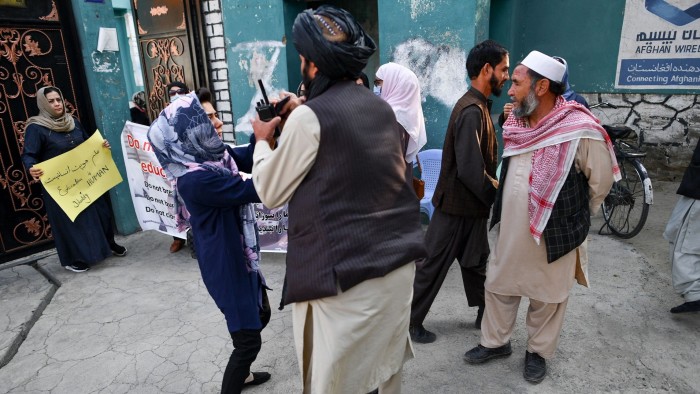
[[502, 97, 621, 244]]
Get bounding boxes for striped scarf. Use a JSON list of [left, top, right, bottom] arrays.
[[502, 96, 621, 244]]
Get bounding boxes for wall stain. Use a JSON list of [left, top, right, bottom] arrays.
[[90, 51, 120, 74], [393, 38, 467, 108], [230, 40, 285, 133]]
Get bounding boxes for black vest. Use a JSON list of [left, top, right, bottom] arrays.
[[491, 157, 590, 263], [284, 81, 427, 304], [432, 89, 498, 217]]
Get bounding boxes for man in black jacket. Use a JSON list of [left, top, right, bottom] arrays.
[[663, 139, 700, 313], [409, 40, 509, 343]]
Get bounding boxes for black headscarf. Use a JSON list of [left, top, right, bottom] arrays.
[[292, 5, 376, 100], [166, 81, 189, 93]]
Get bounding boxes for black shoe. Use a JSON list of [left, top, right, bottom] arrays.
[[409, 324, 436, 344], [65, 261, 89, 273], [523, 351, 547, 384], [463, 343, 512, 364], [243, 371, 270, 387], [474, 306, 484, 329], [670, 300, 700, 313], [110, 243, 127, 257]]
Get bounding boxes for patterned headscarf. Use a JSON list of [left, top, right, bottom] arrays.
[[147, 93, 261, 273], [26, 86, 75, 133], [377, 62, 427, 163], [147, 93, 225, 181]]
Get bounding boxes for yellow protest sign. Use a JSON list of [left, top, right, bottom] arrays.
[[36, 130, 123, 221]]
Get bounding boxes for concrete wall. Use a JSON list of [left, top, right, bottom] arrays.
[[379, 0, 490, 150], [582, 93, 700, 181], [489, 0, 699, 180], [70, 1, 139, 234]]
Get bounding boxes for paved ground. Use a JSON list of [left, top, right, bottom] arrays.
[[0, 181, 698, 393]]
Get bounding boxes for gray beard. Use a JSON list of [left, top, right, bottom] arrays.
[[512, 89, 538, 118]]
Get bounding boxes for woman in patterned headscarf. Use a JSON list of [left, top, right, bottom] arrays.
[[148, 93, 271, 393], [22, 86, 127, 273]]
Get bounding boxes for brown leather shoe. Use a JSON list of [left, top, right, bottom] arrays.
[[170, 238, 184, 253]]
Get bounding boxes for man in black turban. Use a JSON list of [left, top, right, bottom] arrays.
[[251, 5, 427, 393], [292, 5, 376, 100]]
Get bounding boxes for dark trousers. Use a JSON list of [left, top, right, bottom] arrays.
[[221, 329, 262, 394], [220, 288, 271, 394], [411, 209, 488, 325]]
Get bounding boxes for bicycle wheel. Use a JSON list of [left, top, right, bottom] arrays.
[[602, 159, 651, 239]]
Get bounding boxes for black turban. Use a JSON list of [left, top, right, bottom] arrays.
[[292, 5, 376, 99]]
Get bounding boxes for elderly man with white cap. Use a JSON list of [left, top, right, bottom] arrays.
[[463, 50, 620, 384]]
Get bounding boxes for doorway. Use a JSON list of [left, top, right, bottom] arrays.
[[0, 0, 96, 263]]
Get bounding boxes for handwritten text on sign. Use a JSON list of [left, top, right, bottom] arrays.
[[37, 130, 123, 221]]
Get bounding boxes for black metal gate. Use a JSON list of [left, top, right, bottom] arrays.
[[130, 0, 208, 121], [0, 0, 95, 264]]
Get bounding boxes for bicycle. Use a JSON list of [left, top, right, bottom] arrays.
[[590, 102, 653, 239]]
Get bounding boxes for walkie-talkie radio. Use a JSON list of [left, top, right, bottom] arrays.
[[255, 79, 289, 138]]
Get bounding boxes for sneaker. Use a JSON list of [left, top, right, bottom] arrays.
[[409, 324, 437, 344], [111, 243, 127, 257], [65, 262, 89, 272]]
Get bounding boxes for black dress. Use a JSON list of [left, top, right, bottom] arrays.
[[22, 120, 113, 266], [130, 107, 150, 126]]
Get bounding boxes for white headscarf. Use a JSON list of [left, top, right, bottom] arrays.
[[376, 62, 427, 163]]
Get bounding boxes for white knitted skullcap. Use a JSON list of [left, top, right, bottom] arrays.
[[521, 50, 566, 83]]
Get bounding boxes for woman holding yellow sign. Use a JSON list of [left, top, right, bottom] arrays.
[[21, 86, 126, 273]]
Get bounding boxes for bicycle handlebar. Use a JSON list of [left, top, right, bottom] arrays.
[[590, 102, 618, 109]]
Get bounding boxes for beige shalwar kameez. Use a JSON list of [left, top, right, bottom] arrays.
[[481, 138, 615, 358], [253, 105, 414, 394]]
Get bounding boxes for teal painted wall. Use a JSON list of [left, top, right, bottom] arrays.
[[112, 0, 131, 9], [489, 0, 700, 96], [114, 9, 137, 98], [282, 0, 308, 94], [70, 1, 139, 235], [221, 0, 290, 143], [224, 0, 378, 142], [378, 1, 490, 150], [222, 1, 490, 148]]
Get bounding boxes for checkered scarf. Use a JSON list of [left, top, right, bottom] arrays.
[[502, 97, 621, 244]]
